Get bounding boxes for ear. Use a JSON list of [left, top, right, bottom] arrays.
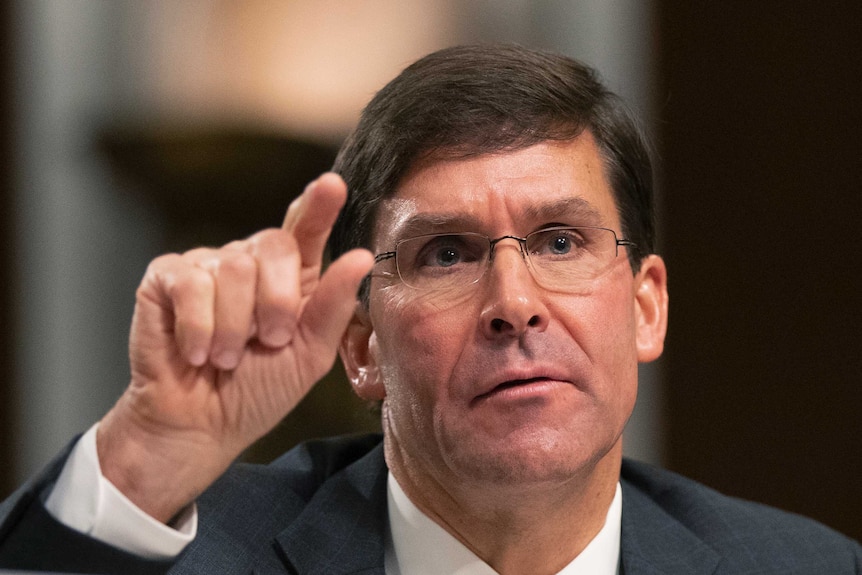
[[339, 305, 386, 401], [634, 255, 669, 363]]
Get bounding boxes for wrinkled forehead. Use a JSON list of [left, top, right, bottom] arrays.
[[369, 138, 621, 250], [375, 196, 610, 242]]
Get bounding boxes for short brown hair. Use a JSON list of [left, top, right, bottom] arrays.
[[329, 44, 655, 276]]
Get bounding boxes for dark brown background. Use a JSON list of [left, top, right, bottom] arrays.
[[658, 2, 862, 541]]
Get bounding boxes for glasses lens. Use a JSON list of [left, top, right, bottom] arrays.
[[395, 233, 488, 289], [524, 227, 617, 287]]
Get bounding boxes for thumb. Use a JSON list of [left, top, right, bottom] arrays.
[[298, 249, 375, 355]]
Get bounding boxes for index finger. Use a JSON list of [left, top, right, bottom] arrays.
[[282, 173, 348, 269]]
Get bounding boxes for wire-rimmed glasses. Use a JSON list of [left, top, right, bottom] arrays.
[[374, 226, 636, 293]]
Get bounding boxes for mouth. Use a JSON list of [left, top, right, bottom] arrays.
[[490, 377, 550, 392], [472, 376, 569, 405]]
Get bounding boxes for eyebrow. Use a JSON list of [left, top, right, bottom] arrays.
[[391, 213, 485, 242], [388, 196, 608, 243], [522, 197, 605, 227]]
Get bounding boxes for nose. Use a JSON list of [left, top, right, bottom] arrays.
[[479, 240, 549, 339]]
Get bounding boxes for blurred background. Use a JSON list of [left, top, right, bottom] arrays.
[[0, 0, 859, 542]]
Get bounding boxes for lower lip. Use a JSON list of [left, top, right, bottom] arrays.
[[473, 379, 571, 405]]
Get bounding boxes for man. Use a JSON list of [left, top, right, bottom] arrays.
[[0, 44, 859, 574]]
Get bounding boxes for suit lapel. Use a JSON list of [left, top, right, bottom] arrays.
[[272, 443, 389, 575], [619, 477, 721, 575], [268, 446, 725, 575]]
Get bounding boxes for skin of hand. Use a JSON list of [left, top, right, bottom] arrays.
[[96, 173, 374, 523]]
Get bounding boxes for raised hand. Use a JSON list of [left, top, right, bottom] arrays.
[[96, 173, 374, 523]]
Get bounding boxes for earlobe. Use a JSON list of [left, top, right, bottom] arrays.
[[634, 255, 669, 363], [339, 306, 386, 401]]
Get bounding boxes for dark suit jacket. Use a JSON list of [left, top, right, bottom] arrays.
[[0, 434, 859, 574]]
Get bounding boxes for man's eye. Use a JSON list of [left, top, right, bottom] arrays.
[[429, 246, 461, 267], [549, 234, 573, 255], [414, 236, 482, 269], [532, 230, 587, 257]]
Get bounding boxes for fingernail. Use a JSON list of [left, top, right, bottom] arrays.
[[188, 349, 207, 367], [214, 350, 240, 370]]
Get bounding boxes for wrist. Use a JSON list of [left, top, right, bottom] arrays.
[[97, 398, 235, 524]]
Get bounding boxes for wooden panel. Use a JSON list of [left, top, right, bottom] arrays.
[[658, 1, 862, 540]]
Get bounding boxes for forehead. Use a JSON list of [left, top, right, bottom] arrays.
[[373, 135, 620, 246]]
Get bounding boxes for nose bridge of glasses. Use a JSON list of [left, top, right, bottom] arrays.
[[484, 235, 541, 289], [488, 235, 529, 263]]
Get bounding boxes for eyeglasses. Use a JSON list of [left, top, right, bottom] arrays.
[[374, 226, 636, 292]]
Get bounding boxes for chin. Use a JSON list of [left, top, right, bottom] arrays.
[[444, 427, 603, 487]]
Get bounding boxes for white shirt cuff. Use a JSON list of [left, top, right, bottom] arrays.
[[44, 423, 197, 560]]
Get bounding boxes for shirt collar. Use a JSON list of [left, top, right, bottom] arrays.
[[385, 472, 621, 575]]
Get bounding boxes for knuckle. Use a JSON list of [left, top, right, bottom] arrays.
[[251, 228, 293, 253], [219, 251, 257, 279], [172, 265, 213, 296], [144, 252, 181, 276], [183, 247, 216, 260], [251, 227, 282, 242], [223, 239, 247, 251]]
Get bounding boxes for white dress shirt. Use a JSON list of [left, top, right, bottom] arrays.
[[385, 473, 621, 575], [46, 425, 621, 574]]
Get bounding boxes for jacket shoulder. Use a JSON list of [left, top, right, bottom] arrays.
[[202, 433, 384, 504], [620, 458, 861, 574]]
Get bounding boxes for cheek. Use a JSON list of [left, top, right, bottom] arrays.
[[595, 300, 638, 370], [372, 290, 475, 403], [554, 277, 639, 394], [594, 287, 640, 416]]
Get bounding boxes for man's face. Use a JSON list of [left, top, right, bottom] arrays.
[[344, 134, 667, 492]]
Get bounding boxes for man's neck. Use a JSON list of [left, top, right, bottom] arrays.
[[385, 437, 622, 575]]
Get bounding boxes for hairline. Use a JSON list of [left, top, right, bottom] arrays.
[[363, 129, 637, 259]]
